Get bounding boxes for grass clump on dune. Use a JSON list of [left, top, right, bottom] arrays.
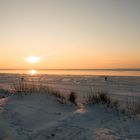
[[85, 92, 111, 105], [46, 86, 66, 104], [84, 90, 140, 117], [12, 78, 79, 105], [68, 92, 78, 105], [12, 78, 67, 103], [125, 98, 140, 116], [84, 91, 120, 110], [0, 87, 12, 98], [13, 81, 43, 95]]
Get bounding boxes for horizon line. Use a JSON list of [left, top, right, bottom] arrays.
[[0, 68, 140, 71]]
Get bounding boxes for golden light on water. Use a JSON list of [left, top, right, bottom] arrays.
[[29, 69, 37, 75], [26, 56, 40, 64]]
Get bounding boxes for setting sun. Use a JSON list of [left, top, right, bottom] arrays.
[[26, 56, 40, 64]]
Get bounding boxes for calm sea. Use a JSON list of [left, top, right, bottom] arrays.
[[0, 69, 140, 76]]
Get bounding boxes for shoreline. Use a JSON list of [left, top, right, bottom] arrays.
[[0, 72, 140, 77]]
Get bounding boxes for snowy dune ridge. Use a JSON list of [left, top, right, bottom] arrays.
[[0, 74, 140, 140]]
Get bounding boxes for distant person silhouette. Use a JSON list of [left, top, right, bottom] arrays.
[[105, 76, 108, 81]]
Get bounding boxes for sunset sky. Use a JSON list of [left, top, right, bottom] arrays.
[[0, 0, 140, 69]]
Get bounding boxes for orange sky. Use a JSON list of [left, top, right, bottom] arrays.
[[0, 0, 140, 69]]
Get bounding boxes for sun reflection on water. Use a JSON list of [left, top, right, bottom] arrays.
[[29, 69, 37, 75]]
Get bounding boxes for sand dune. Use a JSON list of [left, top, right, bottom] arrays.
[[0, 92, 140, 140]]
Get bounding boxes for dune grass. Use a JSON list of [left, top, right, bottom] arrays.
[[68, 92, 78, 105], [84, 92, 113, 106], [84, 91, 140, 116], [12, 79, 68, 104], [13, 81, 41, 95], [0, 87, 12, 98], [125, 97, 140, 116], [10, 78, 78, 105], [1, 78, 140, 117]]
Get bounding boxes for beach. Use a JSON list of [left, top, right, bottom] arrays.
[[0, 73, 140, 140], [1, 73, 140, 100]]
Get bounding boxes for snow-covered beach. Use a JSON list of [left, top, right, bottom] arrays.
[[0, 73, 140, 140], [1, 73, 140, 100]]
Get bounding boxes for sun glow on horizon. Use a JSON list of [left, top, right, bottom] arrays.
[[26, 56, 40, 64]]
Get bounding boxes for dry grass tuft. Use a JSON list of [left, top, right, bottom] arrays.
[[46, 86, 66, 104], [68, 92, 78, 105], [13, 82, 42, 96], [85, 92, 111, 104], [125, 98, 140, 116], [0, 87, 12, 98], [84, 91, 120, 110], [12, 79, 67, 103]]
